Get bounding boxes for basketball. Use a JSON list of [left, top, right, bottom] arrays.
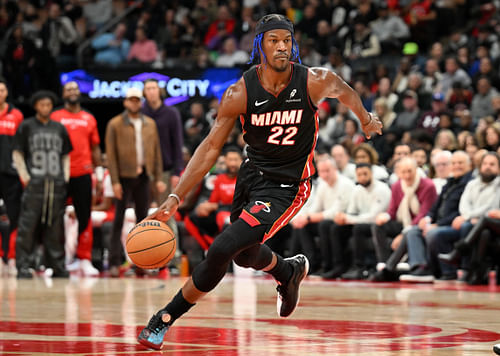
[[126, 220, 176, 269]]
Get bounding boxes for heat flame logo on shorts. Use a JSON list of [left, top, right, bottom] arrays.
[[250, 201, 271, 214]]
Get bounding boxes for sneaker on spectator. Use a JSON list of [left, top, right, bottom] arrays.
[[399, 266, 434, 283], [369, 268, 400, 282], [7, 259, 17, 277], [376, 262, 386, 271], [66, 259, 81, 272], [109, 265, 120, 278], [80, 259, 99, 277], [341, 267, 368, 280], [396, 262, 410, 271], [435, 272, 457, 282]]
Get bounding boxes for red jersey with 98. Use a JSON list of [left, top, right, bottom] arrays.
[[51, 108, 100, 177]]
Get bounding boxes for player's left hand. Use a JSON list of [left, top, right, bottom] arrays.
[[361, 113, 383, 139]]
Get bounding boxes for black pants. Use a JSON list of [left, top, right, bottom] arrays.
[[109, 172, 150, 267], [0, 173, 22, 261], [16, 178, 66, 274], [371, 220, 403, 263], [351, 223, 375, 268], [67, 174, 92, 260], [319, 220, 352, 271], [296, 222, 321, 271]]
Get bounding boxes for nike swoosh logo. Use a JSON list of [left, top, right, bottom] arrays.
[[255, 99, 269, 106], [280, 184, 294, 188]]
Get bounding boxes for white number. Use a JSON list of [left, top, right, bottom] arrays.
[[31, 151, 60, 176], [282, 127, 298, 145], [267, 126, 283, 145], [267, 126, 298, 146]]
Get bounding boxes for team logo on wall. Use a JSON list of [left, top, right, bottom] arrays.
[[250, 201, 271, 213]]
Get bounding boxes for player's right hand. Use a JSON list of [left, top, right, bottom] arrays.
[[144, 195, 179, 223]]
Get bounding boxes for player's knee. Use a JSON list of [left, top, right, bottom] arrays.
[[233, 251, 255, 268]]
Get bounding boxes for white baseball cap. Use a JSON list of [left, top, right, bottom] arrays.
[[125, 87, 143, 99]]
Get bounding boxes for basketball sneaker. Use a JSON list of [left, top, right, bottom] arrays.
[[494, 344, 500, 355], [276, 254, 309, 318], [138, 310, 171, 350], [80, 259, 99, 277]]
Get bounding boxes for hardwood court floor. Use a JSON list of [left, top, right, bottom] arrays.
[[1, 273, 500, 355]]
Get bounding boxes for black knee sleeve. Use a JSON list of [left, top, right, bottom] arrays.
[[192, 219, 267, 292]]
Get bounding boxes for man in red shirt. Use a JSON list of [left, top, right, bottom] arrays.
[[51, 81, 102, 276], [0, 78, 23, 276], [185, 147, 242, 250]]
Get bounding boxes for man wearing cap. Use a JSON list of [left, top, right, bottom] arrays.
[[137, 14, 382, 350], [105, 87, 164, 277], [416, 92, 448, 137]]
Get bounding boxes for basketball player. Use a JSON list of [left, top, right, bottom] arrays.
[[13, 91, 72, 278], [0, 78, 23, 276], [138, 14, 382, 350], [51, 81, 102, 276]]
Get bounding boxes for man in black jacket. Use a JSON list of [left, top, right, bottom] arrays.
[[372, 150, 472, 282]]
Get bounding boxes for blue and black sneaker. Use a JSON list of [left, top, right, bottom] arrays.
[[137, 311, 171, 350]]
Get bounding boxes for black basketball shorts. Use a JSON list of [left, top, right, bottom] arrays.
[[230, 159, 311, 242]]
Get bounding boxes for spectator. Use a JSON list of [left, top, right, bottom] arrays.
[[317, 101, 342, 150], [185, 148, 242, 250], [4, 24, 36, 101], [142, 79, 184, 203], [184, 102, 211, 153], [215, 37, 249, 67], [373, 151, 471, 282], [374, 78, 398, 112], [404, 0, 437, 52], [390, 90, 421, 141], [431, 150, 452, 194], [343, 16, 381, 60], [470, 76, 498, 121], [91, 22, 130, 66], [484, 124, 500, 151], [105, 88, 164, 277], [296, 155, 355, 279], [352, 143, 389, 182], [392, 57, 412, 94], [370, 157, 437, 279], [83, 0, 112, 31], [13, 91, 72, 279], [434, 129, 458, 151], [437, 56, 472, 96], [204, 5, 235, 47], [370, 2, 410, 52], [315, 20, 334, 57], [472, 57, 500, 90], [42, 3, 79, 67], [331, 144, 356, 181], [447, 81, 473, 109], [421, 152, 500, 281], [300, 38, 322, 67], [335, 163, 391, 279], [51, 81, 102, 276], [295, 4, 318, 39], [372, 97, 397, 164], [0, 79, 23, 277], [127, 26, 158, 64], [422, 58, 443, 94], [416, 92, 448, 137]]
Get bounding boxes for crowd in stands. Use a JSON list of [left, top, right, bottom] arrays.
[[0, 0, 500, 284]]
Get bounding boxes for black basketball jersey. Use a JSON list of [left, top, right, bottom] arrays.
[[241, 63, 318, 182], [13, 117, 72, 181]]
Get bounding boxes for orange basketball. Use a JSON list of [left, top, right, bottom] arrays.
[[126, 220, 176, 269]]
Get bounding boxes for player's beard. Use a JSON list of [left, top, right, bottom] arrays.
[[268, 55, 290, 72]]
